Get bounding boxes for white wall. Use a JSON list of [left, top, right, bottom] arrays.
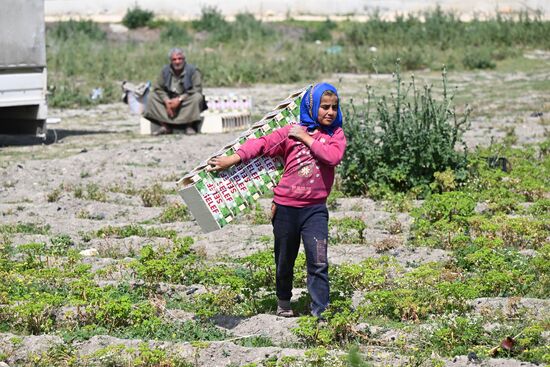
[[44, 0, 550, 21]]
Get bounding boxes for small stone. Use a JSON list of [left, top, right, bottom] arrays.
[[79, 248, 99, 257]]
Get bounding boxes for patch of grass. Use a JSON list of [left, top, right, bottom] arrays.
[[95, 224, 177, 239], [158, 203, 191, 223], [0, 223, 50, 235], [327, 189, 345, 210]]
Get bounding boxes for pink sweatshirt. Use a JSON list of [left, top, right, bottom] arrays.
[[236, 125, 347, 207]]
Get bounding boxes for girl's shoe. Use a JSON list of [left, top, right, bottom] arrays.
[[276, 299, 294, 317], [276, 307, 294, 317]]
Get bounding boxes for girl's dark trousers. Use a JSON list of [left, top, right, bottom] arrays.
[[272, 203, 329, 317]]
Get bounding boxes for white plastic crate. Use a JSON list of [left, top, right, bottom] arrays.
[[200, 111, 251, 134]]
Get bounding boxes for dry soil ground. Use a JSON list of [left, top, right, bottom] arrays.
[[0, 60, 549, 366]]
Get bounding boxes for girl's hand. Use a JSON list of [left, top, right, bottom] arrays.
[[288, 125, 308, 141], [288, 125, 314, 147], [207, 154, 241, 172]]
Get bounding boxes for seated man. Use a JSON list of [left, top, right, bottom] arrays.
[[143, 47, 206, 135]]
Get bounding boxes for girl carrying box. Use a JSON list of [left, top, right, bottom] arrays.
[[208, 83, 347, 318]]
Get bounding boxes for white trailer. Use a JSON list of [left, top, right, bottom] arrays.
[[0, 0, 48, 137]]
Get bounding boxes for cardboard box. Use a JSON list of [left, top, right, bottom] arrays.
[[178, 85, 309, 233], [178, 170, 233, 232]]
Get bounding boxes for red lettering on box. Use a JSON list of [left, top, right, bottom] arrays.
[[213, 192, 224, 205], [204, 194, 220, 214], [206, 182, 216, 192]]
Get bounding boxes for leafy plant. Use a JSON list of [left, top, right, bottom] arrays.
[[339, 64, 471, 198], [95, 224, 177, 239]]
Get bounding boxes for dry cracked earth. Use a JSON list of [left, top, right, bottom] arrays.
[[0, 61, 549, 366]]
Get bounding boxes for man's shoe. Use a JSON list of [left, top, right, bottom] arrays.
[[153, 126, 172, 136], [184, 126, 196, 135]]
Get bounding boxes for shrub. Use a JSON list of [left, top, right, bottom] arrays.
[[122, 6, 154, 29], [462, 48, 496, 69], [339, 64, 471, 198], [192, 6, 227, 33]]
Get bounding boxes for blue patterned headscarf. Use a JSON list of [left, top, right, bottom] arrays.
[[299, 82, 343, 136]]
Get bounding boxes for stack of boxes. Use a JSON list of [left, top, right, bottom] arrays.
[[178, 86, 307, 232], [200, 94, 253, 134]]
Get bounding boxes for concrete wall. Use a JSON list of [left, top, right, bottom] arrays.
[[44, 0, 550, 22]]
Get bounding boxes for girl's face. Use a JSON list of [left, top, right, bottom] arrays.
[[317, 94, 339, 127]]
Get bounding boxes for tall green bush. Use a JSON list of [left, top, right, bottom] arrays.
[[339, 64, 471, 198], [192, 6, 228, 32], [122, 6, 155, 29]]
